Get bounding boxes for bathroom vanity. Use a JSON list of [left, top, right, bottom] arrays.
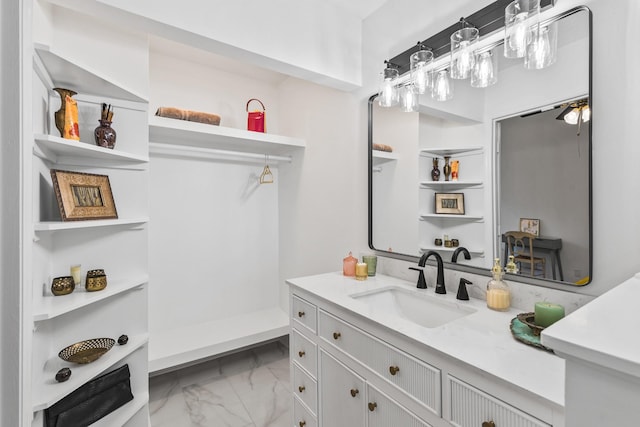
[[288, 272, 565, 427]]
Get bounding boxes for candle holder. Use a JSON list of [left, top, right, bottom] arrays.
[[516, 312, 545, 336]]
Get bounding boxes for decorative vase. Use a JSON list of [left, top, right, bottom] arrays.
[[443, 156, 451, 181], [431, 158, 441, 181], [53, 88, 77, 138], [94, 120, 117, 149]]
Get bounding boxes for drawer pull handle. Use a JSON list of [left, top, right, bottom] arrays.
[[368, 402, 377, 412], [298, 385, 306, 393], [299, 422, 306, 427], [298, 350, 305, 358], [298, 311, 305, 318], [350, 388, 359, 397], [482, 422, 495, 427], [333, 332, 341, 340], [389, 365, 400, 375]]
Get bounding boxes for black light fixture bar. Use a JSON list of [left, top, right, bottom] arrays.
[[388, 0, 555, 75]]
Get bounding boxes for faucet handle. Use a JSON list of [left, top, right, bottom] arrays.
[[408, 267, 427, 289], [456, 278, 472, 300]]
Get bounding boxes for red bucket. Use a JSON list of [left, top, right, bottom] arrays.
[[246, 98, 266, 133]]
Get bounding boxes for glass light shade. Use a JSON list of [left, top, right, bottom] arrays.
[[400, 84, 419, 112], [504, 0, 540, 59], [524, 21, 558, 70], [410, 49, 434, 94], [471, 50, 498, 88], [450, 27, 479, 79], [581, 105, 591, 122], [378, 66, 399, 107], [432, 70, 453, 102], [563, 108, 580, 125]]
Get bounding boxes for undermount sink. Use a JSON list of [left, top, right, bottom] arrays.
[[350, 286, 476, 328]]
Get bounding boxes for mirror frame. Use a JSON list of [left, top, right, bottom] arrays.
[[368, 6, 593, 290]]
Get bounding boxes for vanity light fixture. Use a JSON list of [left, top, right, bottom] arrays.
[[410, 44, 434, 94], [400, 84, 420, 112], [504, 0, 540, 59], [524, 20, 558, 69], [432, 69, 454, 102], [378, 60, 400, 107], [471, 48, 498, 88], [450, 19, 479, 79]]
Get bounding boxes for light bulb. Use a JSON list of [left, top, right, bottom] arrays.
[[564, 108, 580, 125], [471, 51, 497, 88], [400, 85, 419, 112], [507, 13, 529, 56], [378, 66, 399, 107], [432, 70, 453, 102], [410, 49, 433, 94]]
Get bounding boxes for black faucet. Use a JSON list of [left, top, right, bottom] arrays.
[[450, 247, 471, 263], [418, 251, 446, 294]]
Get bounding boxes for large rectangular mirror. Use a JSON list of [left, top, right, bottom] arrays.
[[369, 6, 591, 287]]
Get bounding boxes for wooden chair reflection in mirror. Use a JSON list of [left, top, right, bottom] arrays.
[[504, 231, 546, 278]]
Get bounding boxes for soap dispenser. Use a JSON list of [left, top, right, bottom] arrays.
[[486, 258, 511, 311]]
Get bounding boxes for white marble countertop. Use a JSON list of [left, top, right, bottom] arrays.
[[542, 272, 640, 378], [287, 271, 565, 407]]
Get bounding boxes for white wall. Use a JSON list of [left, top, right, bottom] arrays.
[[46, 0, 362, 91]]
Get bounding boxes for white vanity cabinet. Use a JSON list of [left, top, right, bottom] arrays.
[[288, 273, 564, 427]]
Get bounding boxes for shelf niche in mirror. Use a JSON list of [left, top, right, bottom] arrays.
[[368, 6, 592, 287]]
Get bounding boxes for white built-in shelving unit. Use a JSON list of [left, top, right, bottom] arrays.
[[419, 146, 486, 258], [147, 111, 305, 375], [29, 44, 150, 426]]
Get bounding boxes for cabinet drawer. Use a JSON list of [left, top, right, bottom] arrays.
[[292, 329, 317, 377], [448, 376, 551, 427], [293, 395, 317, 427], [293, 363, 318, 415], [292, 295, 317, 334], [367, 383, 433, 427], [319, 310, 441, 416]]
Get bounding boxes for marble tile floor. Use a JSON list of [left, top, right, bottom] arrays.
[[149, 339, 291, 427]]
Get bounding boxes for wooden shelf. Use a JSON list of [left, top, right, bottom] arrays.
[[34, 44, 147, 103], [148, 116, 305, 157], [34, 217, 148, 232], [34, 275, 148, 322], [34, 134, 149, 166], [32, 333, 148, 411], [420, 147, 483, 157], [149, 307, 289, 374], [420, 214, 484, 221]]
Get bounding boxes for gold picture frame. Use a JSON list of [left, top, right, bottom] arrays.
[[519, 218, 540, 237], [435, 193, 465, 215], [50, 169, 118, 221]]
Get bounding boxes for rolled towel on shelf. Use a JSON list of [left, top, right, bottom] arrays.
[[372, 143, 393, 152], [155, 107, 221, 126]]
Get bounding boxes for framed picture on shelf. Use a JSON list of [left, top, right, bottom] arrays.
[[519, 218, 540, 236], [435, 193, 465, 215], [51, 169, 118, 221]]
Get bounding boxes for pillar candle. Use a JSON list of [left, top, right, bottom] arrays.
[[534, 302, 565, 328], [355, 263, 368, 281]]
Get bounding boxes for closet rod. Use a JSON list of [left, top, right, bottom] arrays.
[[149, 142, 292, 163]]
